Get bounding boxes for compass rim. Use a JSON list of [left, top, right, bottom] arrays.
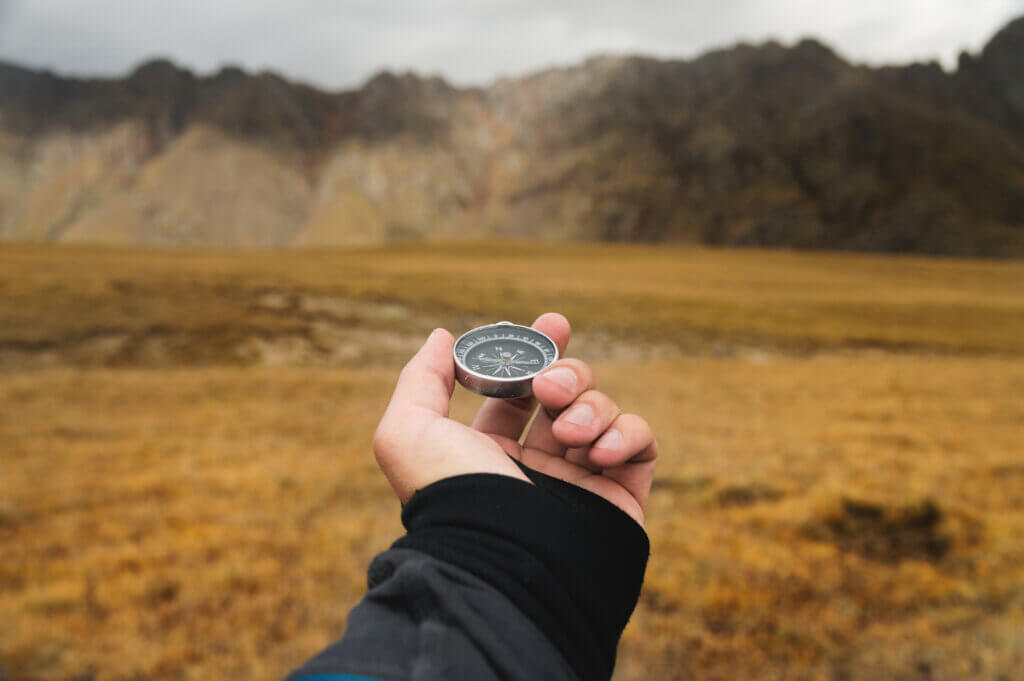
[[453, 322, 560, 383]]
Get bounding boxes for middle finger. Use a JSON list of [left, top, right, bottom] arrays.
[[521, 359, 596, 454], [551, 390, 622, 448]]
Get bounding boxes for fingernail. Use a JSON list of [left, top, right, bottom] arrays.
[[541, 367, 577, 391], [563, 403, 595, 427], [595, 428, 623, 450]]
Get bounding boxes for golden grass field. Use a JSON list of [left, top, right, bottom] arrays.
[[2, 242, 1024, 681]]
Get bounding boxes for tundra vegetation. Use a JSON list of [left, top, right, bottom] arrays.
[[1, 242, 1023, 680]]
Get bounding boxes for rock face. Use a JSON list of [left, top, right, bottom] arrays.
[[1, 17, 1022, 254]]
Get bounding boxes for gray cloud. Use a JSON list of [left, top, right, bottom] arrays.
[[0, 0, 1021, 90]]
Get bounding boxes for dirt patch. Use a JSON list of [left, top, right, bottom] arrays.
[[650, 474, 714, 495], [235, 326, 424, 367], [806, 496, 982, 564], [256, 290, 412, 324], [715, 483, 786, 508]]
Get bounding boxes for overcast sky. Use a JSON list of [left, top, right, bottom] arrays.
[[0, 0, 1021, 90]]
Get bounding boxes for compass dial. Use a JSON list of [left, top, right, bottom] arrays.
[[453, 322, 559, 398]]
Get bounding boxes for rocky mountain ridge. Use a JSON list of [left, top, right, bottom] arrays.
[[1, 16, 1022, 254]]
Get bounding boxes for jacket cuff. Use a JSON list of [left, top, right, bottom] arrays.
[[391, 463, 649, 681]]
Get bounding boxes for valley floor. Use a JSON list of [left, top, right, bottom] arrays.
[[2, 243, 1023, 680]]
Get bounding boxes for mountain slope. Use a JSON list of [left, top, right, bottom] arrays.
[[1, 17, 1022, 254]]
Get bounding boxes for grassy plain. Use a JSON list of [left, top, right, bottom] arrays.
[[2, 242, 1024, 681]]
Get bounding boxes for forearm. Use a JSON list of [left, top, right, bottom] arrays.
[[286, 464, 650, 681], [286, 547, 576, 681]]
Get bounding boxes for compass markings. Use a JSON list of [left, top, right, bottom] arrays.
[[455, 325, 556, 381]]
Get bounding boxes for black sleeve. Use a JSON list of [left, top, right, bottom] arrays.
[[285, 462, 650, 681]]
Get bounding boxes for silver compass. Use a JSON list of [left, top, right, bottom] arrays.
[[453, 321, 559, 398]]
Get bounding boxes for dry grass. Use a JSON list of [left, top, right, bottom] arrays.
[[2, 242, 1024, 360], [1, 368, 397, 681], [2, 243, 1024, 681]]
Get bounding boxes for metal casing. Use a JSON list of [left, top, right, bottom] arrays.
[[452, 322, 559, 399]]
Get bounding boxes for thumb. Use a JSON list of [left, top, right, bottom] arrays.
[[374, 327, 530, 502], [380, 328, 456, 432]]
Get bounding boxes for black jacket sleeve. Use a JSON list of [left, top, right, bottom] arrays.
[[285, 461, 650, 681]]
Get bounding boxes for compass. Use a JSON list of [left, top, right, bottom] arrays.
[[453, 321, 559, 398]]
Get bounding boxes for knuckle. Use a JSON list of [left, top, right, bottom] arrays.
[[427, 363, 455, 395], [584, 389, 618, 413], [397, 360, 417, 382], [620, 413, 658, 459], [622, 413, 651, 432], [567, 390, 621, 428], [571, 359, 596, 383], [623, 414, 654, 442], [554, 358, 593, 383]]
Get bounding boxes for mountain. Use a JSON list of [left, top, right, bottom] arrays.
[[1, 17, 1022, 254]]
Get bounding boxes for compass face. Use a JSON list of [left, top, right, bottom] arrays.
[[454, 322, 558, 383]]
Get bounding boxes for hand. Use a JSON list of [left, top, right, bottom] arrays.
[[372, 313, 657, 526]]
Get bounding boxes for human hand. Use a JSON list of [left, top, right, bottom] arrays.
[[372, 313, 657, 526]]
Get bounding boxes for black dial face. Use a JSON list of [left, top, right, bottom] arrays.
[[454, 324, 557, 379]]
